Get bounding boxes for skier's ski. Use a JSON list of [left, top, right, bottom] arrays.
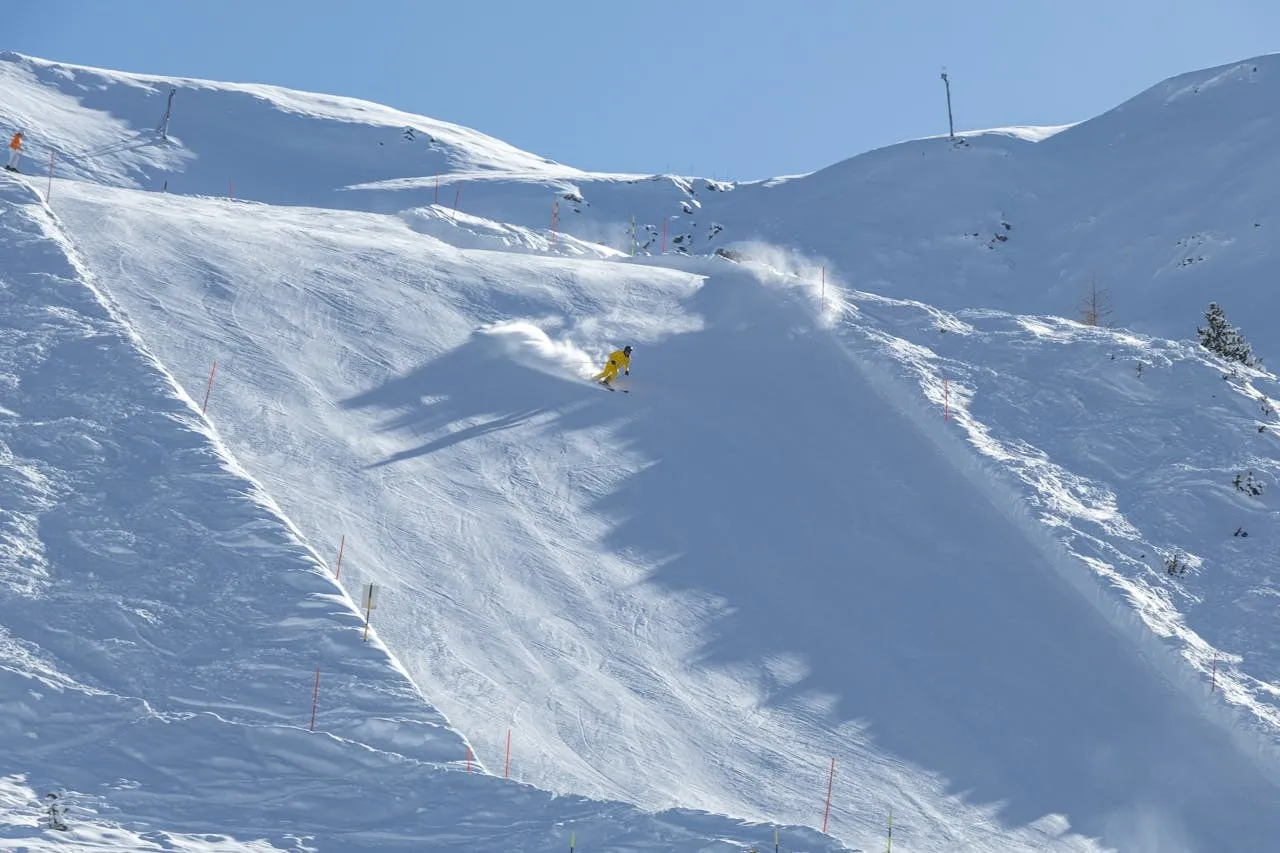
[[596, 381, 629, 393]]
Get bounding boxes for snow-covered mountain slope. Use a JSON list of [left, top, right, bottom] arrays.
[[10, 48, 1280, 331], [0, 175, 853, 853], [5, 46, 1280, 853], [0, 51, 574, 195], [0, 51, 717, 254], [695, 56, 1280, 347], [836, 281, 1280, 726], [35, 175, 1280, 853]]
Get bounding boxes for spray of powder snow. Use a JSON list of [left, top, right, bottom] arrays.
[[478, 319, 599, 381], [724, 241, 844, 327]]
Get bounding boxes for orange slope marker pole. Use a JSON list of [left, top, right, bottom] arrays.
[[201, 361, 217, 414], [334, 534, 345, 579]]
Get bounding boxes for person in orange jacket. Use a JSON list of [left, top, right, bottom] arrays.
[[594, 345, 632, 386], [5, 131, 22, 172]]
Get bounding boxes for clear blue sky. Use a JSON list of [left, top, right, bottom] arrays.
[[11, 1, 1278, 180]]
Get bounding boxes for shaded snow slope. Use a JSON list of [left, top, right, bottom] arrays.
[[50, 178, 1280, 852], [838, 287, 1280, 753], [0, 175, 853, 853]]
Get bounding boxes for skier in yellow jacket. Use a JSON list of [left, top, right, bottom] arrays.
[[594, 345, 632, 386]]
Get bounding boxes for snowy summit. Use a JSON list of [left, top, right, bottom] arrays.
[[2, 49, 1280, 853]]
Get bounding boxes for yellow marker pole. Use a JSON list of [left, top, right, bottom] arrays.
[[774, 826, 779, 853], [886, 806, 893, 853], [569, 831, 575, 853]]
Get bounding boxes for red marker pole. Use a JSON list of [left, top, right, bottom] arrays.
[[45, 150, 55, 204], [504, 728, 511, 778], [1210, 652, 1218, 693], [452, 186, 461, 222], [201, 361, 218, 414], [466, 745, 472, 772], [335, 534, 345, 579]]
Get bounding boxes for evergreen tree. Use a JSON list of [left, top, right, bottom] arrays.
[[1197, 302, 1259, 366]]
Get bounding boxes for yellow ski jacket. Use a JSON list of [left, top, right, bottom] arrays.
[[606, 349, 631, 371]]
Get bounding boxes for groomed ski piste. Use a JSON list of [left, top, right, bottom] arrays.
[[2, 50, 1280, 853]]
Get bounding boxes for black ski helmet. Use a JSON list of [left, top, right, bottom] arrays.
[[623, 345, 633, 355]]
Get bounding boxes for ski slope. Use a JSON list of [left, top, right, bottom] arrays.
[[0, 174, 849, 853], [3, 47, 1280, 853], [41, 175, 1280, 852]]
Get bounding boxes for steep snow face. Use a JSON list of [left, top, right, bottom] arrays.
[[837, 283, 1280, 739], [48, 178, 1280, 853], [0, 173, 854, 853]]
